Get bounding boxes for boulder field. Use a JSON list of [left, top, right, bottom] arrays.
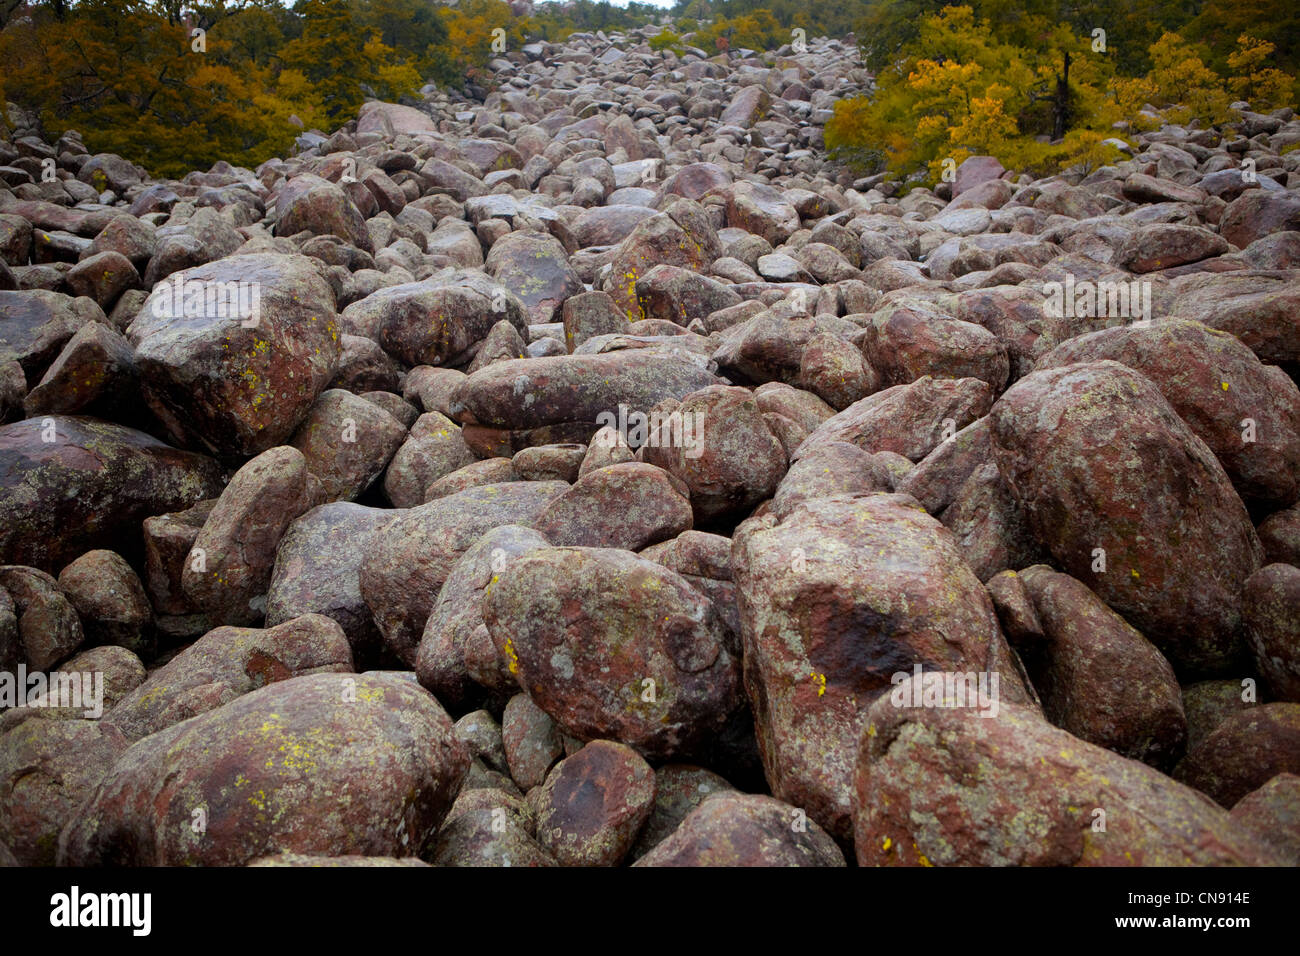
[[1, 27, 1298, 867]]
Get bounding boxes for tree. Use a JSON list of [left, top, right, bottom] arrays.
[[1226, 35, 1296, 110], [1146, 31, 1232, 124], [827, 5, 1123, 184]]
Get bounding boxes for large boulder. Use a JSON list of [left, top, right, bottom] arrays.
[[641, 385, 788, 522], [854, 684, 1281, 865], [532, 462, 693, 551], [1035, 319, 1300, 508], [58, 673, 469, 866], [484, 231, 584, 324], [604, 200, 722, 318], [989, 361, 1263, 673], [103, 614, 353, 741], [359, 481, 568, 664], [0, 290, 103, 380], [1243, 564, 1300, 702], [415, 525, 551, 710], [482, 546, 743, 761], [731, 493, 1032, 842], [726, 181, 800, 245], [634, 792, 846, 867], [273, 174, 374, 253], [449, 350, 723, 435], [0, 719, 128, 865], [795, 376, 994, 464], [265, 502, 392, 665], [288, 389, 407, 502], [532, 740, 656, 867], [345, 271, 528, 369], [1219, 190, 1300, 249], [1174, 703, 1300, 807], [0, 416, 223, 572], [128, 254, 341, 458], [1016, 565, 1187, 769], [181, 446, 318, 624]]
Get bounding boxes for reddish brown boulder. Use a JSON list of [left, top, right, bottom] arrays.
[[533, 740, 656, 866], [634, 792, 845, 867], [273, 174, 373, 253], [769, 441, 894, 519], [450, 350, 722, 433], [862, 305, 1009, 392], [431, 807, 554, 867], [1115, 224, 1229, 272], [855, 687, 1281, 866], [640, 385, 786, 521], [1220, 189, 1300, 249], [989, 361, 1263, 673], [485, 231, 584, 324], [264, 502, 391, 665], [1244, 564, 1300, 702], [59, 673, 469, 866], [1174, 703, 1300, 807], [181, 446, 319, 625], [359, 480, 568, 664], [726, 181, 800, 245], [1167, 273, 1300, 365], [1228, 774, 1300, 864], [103, 614, 353, 741], [1257, 503, 1300, 565], [502, 692, 564, 790], [795, 376, 994, 464], [1018, 565, 1186, 769], [1181, 679, 1260, 750], [56, 550, 152, 656], [22, 321, 138, 420], [128, 253, 341, 458], [731, 492, 1032, 841], [289, 389, 407, 502], [533, 462, 693, 550], [1036, 319, 1300, 508], [415, 525, 550, 710], [0, 719, 128, 865], [629, 764, 736, 860], [483, 546, 742, 761], [604, 199, 722, 318], [0, 565, 83, 670], [795, 330, 879, 411], [0, 416, 223, 573], [347, 271, 527, 369]]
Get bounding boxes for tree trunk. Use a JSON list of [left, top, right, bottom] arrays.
[[1052, 50, 1071, 141]]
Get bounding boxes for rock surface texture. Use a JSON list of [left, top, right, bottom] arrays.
[[1, 25, 1299, 869]]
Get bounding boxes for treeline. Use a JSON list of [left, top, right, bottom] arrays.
[[853, 0, 1300, 77], [0, 0, 670, 178], [825, 0, 1300, 184], [6, 0, 1293, 187], [667, 0, 870, 42]]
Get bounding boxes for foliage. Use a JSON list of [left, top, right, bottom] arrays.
[[649, 30, 685, 55], [1225, 35, 1296, 111], [827, 4, 1298, 187], [3, 0, 1296, 188], [692, 11, 786, 53]]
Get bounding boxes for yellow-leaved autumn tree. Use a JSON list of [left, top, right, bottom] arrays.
[[827, 6, 1123, 185], [1145, 31, 1233, 124], [1226, 35, 1296, 111]]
